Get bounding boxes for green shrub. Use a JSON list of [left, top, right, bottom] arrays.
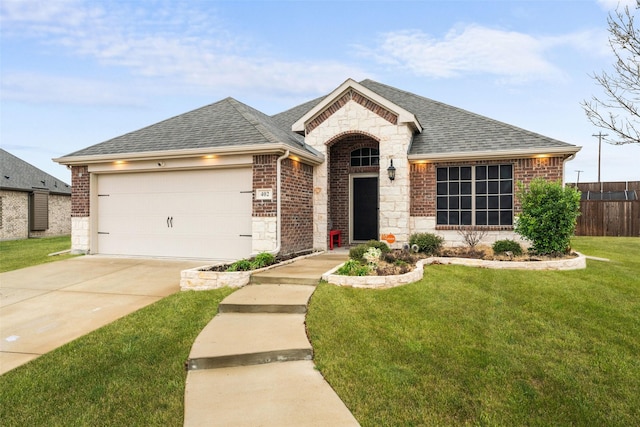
[[365, 240, 390, 254], [226, 259, 252, 272], [336, 259, 371, 276], [252, 252, 275, 269], [515, 178, 581, 255], [492, 239, 523, 256], [349, 240, 390, 263], [409, 233, 443, 255]]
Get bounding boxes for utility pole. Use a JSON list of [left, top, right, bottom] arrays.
[[592, 132, 608, 188], [575, 170, 583, 186]]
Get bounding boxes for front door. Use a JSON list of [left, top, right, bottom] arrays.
[[352, 176, 378, 241]]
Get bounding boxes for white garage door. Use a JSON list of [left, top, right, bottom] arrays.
[[96, 168, 253, 260]]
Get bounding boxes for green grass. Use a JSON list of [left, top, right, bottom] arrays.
[[0, 288, 234, 426], [0, 235, 77, 272], [307, 237, 640, 426]]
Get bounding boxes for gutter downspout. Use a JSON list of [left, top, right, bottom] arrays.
[[267, 150, 290, 256], [563, 153, 577, 188]]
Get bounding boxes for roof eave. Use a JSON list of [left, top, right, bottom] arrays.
[[54, 143, 325, 166], [408, 146, 582, 162]]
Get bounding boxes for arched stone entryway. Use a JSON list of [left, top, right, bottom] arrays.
[[327, 132, 380, 245]]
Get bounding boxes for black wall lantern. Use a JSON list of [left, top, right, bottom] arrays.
[[387, 159, 396, 181]]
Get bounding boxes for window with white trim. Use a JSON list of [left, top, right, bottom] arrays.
[[436, 164, 513, 226], [350, 147, 379, 167]]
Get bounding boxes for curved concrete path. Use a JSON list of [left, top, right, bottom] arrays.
[[184, 252, 359, 426]]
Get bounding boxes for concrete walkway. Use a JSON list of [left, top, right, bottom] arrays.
[[183, 252, 360, 426]]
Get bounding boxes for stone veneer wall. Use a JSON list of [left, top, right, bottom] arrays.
[[280, 158, 314, 254], [409, 156, 566, 246], [71, 165, 90, 253], [304, 100, 414, 250]]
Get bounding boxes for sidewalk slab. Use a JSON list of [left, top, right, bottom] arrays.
[[184, 360, 360, 427], [218, 284, 315, 314], [250, 253, 348, 285], [188, 313, 311, 369]]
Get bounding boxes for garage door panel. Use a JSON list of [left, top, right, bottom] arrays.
[[97, 169, 253, 260]]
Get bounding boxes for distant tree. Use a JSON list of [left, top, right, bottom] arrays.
[[582, 2, 640, 145]]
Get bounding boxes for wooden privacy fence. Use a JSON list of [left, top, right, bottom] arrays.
[[571, 181, 640, 237], [575, 200, 640, 236]]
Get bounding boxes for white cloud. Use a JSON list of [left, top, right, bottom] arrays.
[[597, 0, 637, 10], [356, 25, 610, 83], [0, 0, 367, 104]]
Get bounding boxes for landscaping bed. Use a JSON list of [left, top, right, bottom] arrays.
[[180, 250, 317, 291]]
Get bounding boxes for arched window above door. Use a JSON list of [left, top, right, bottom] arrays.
[[350, 147, 379, 167]]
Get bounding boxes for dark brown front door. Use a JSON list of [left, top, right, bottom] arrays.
[[352, 176, 378, 241]]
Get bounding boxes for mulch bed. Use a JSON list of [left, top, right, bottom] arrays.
[[199, 250, 315, 272]]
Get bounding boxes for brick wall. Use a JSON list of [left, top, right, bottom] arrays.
[[0, 190, 71, 240], [328, 135, 379, 244], [410, 157, 565, 217], [0, 190, 28, 240], [280, 158, 314, 254], [29, 193, 71, 238], [71, 166, 90, 217], [513, 157, 564, 211], [252, 155, 277, 217]]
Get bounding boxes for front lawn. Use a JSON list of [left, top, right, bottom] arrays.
[[0, 235, 76, 272], [0, 288, 233, 426], [307, 237, 640, 426]]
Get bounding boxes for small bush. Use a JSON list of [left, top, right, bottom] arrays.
[[252, 252, 275, 269], [349, 240, 390, 263], [226, 259, 252, 272], [457, 227, 487, 249], [336, 259, 371, 276], [409, 233, 443, 255], [492, 240, 523, 256], [515, 178, 581, 255]]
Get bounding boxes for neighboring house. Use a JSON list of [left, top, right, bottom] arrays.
[[1, 149, 71, 240], [54, 79, 581, 260]]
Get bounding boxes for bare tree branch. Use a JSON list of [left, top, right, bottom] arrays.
[[582, 2, 640, 145]]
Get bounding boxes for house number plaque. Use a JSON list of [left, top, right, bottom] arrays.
[[256, 188, 273, 200]]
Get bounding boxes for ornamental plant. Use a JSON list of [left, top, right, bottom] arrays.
[[363, 247, 382, 268], [514, 178, 581, 256]]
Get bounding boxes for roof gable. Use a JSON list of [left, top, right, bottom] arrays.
[[291, 79, 422, 134], [0, 149, 71, 194]]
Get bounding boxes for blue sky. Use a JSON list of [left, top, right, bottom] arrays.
[[1, 0, 638, 185]]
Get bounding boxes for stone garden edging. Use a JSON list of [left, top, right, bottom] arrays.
[[180, 251, 322, 291], [322, 252, 587, 289]]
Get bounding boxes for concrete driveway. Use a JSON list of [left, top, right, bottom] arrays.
[[0, 256, 204, 375]]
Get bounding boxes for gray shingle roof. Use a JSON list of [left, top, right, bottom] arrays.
[[358, 80, 577, 155], [63, 98, 313, 158], [273, 79, 578, 156], [61, 79, 577, 162], [1, 149, 71, 194]]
